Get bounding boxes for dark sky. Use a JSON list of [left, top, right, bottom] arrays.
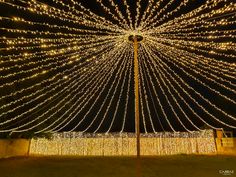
[[0, 0, 235, 135]]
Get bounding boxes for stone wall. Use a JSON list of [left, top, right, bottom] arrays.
[[216, 138, 236, 155], [2, 130, 235, 158], [215, 130, 236, 155], [0, 139, 30, 158]]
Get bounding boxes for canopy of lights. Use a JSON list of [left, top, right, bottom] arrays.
[[0, 0, 235, 135]]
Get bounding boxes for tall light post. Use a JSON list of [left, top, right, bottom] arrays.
[[128, 35, 143, 157]]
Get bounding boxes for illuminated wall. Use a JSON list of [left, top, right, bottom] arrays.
[[0, 139, 30, 158], [29, 130, 216, 156]]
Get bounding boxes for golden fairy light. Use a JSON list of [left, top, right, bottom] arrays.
[[0, 0, 235, 135]]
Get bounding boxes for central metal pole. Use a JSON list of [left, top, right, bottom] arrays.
[[133, 36, 140, 158], [128, 34, 143, 158]]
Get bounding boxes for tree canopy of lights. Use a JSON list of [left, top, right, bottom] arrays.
[[0, 0, 235, 135]]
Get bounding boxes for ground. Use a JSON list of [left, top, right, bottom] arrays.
[[0, 155, 235, 177]]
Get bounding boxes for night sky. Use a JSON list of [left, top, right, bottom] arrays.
[[0, 0, 235, 136]]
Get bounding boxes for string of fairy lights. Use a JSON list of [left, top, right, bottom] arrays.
[[0, 0, 235, 135]]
